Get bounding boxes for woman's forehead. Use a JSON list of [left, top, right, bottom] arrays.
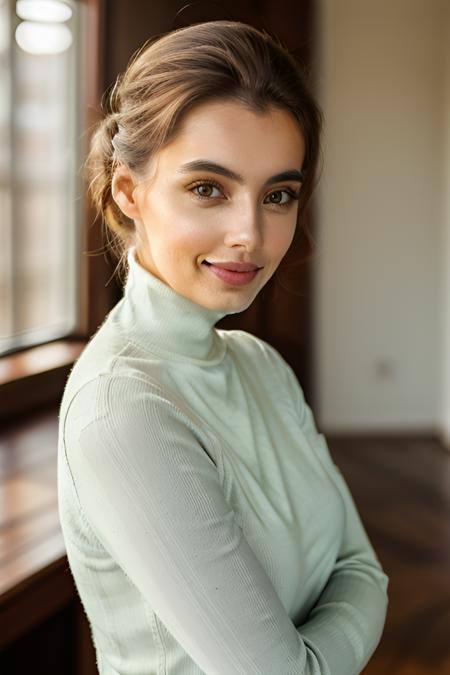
[[157, 100, 305, 180]]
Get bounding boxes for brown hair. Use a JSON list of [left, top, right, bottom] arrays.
[[85, 20, 323, 279]]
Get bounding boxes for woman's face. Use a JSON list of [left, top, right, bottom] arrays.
[[123, 100, 305, 314]]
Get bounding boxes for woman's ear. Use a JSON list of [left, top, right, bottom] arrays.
[[111, 164, 142, 221]]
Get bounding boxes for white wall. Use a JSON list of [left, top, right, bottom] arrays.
[[314, 0, 450, 435]]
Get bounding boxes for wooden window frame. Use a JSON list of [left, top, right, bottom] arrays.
[[0, 0, 119, 424]]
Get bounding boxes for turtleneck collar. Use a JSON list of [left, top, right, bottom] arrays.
[[113, 246, 228, 365]]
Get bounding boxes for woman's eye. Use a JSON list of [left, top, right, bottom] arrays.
[[191, 182, 222, 199], [264, 189, 297, 206]]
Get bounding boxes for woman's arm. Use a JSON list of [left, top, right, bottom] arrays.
[[63, 373, 337, 675], [293, 396, 390, 675]]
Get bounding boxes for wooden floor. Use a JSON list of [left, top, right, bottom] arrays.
[[328, 435, 450, 675]]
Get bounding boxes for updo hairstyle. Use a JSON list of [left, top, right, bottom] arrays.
[[85, 20, 323, 276]]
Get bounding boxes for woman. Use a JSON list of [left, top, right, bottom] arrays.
[[58, 20, 389, 675]]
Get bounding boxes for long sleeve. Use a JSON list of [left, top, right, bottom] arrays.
[[292, 392, 389, 675], [63, 374, 333, 675]]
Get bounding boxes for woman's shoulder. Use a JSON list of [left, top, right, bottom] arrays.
[[60, 311, 174, 418], [59, 366, 223, 485], [218, 328, 306, 407], [59, 318, 171, 435], [219, 327, 279, 357], [60, 349, 216, 450], [219, 328, 293, 374]]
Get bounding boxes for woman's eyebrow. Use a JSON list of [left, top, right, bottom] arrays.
[[266, 169, 304, 186], [177, 160, 303, 186]]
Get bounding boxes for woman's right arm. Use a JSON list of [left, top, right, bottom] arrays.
[[63, 373, 332, 675]]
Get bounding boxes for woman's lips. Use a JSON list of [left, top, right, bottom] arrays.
[[202, 260, 261, 286]]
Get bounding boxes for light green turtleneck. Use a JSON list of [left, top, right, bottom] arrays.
[[57, 246, 389, 675]]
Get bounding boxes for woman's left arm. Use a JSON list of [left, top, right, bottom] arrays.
[[295, 399, 390, 675]]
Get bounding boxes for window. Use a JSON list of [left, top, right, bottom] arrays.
[[0, 0, 115, 422], [0, 0, 80, 357]]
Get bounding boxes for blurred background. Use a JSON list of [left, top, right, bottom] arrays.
[[1, 1, 449, 674]]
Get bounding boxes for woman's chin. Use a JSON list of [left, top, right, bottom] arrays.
[[212, 290, 259, 315]]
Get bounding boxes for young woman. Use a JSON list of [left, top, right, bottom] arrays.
[[58, 20, 389, 675]]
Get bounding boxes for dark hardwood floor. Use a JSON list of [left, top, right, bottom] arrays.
[[328, 435, 450, 675]]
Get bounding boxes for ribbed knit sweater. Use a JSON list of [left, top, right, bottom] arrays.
[[57, 246, 389, 675]]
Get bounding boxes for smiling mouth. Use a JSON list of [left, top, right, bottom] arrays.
[[202, 260, 261, 271], [202, 260, 262, 287]]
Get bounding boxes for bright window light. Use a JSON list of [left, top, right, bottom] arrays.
[[16, 0, 72, 23], [15, 21, 72, 54]]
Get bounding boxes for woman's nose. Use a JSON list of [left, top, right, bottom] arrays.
[[223, 203, 263, 251]]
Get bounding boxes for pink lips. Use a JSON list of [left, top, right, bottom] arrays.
[[208, 261, 260, 272], [203, 260, 262, 286]]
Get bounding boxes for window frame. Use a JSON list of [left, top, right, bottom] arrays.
[[0, 0, 118, 422]]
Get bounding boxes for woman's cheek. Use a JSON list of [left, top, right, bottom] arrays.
[[271, 218, 296, 256]]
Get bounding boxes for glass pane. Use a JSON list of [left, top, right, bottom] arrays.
[[0, 0, 12, 342], [0, 0, 79, 355]]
